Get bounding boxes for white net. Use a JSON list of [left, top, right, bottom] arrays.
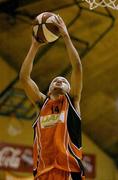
[[85, 0, 118, 10]]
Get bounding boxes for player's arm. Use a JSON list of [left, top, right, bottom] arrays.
[[19, 38, 46, 106], [53, 16, 82, 111], [63, 34, 82, 102]]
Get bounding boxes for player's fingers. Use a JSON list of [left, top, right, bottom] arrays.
[[52, 15, 64, 30], [55, 15, 61, 24], [51, 18, 61, 28], [51, 18, 58, 25], [57, 15, 64, 23]]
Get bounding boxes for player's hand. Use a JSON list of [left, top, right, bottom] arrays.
[[31, 36, 46, 48], [53, 15, 69, 38]]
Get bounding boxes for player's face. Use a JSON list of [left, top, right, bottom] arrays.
[[49, 76, 70, 95]]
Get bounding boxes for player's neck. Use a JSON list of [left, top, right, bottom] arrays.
[[49, 93, 63, 100]]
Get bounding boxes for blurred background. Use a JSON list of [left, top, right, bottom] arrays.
[[0, 0, 118, 179]]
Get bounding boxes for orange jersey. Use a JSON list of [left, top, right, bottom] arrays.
[[33, 94, 84, 179]]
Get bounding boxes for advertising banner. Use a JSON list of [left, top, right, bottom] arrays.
[[0, 143, 33, 173]]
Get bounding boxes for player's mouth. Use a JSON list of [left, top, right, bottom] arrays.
[[54, 83, 63, 89], [55, 83, 62, 87]]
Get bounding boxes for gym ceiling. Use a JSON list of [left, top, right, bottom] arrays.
[[0, 0, 118, 167]]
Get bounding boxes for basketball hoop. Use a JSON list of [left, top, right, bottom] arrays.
[[84, 0, 118, 10]]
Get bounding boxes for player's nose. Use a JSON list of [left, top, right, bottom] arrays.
[[56, 79, 62, 83]]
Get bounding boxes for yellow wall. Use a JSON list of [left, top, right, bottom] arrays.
[[83, 134, 117, 180], [115, 168, 118, 180], [0, 57, 16, 92], [0, 116, 33, 146]]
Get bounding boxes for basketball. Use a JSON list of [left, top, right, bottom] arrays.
[[32, 12, 60, 43]]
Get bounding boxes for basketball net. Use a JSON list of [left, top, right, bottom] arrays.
[[84, 0, 118, 10]]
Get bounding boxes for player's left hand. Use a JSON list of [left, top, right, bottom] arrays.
[[52, 15, 69, 38]]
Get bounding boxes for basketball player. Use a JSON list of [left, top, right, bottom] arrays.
[[20, 15, 85, 180]]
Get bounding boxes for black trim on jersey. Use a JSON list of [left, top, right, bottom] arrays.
[[33, 125, 36, 140], [33, 168, 37, 176], [65, 94, 82, 149], [66, 93, 85, 176], [32, 115, 39, 129], [71, 171, 82, 180], [68, 145, 85, 176]]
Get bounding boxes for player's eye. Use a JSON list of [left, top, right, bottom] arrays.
[[62, 80, 66, 83]]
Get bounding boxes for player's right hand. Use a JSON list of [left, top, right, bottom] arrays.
[[31, 36, 46, 47]]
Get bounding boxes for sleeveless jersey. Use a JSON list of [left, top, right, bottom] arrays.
[[32, 95, 84, 179]]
